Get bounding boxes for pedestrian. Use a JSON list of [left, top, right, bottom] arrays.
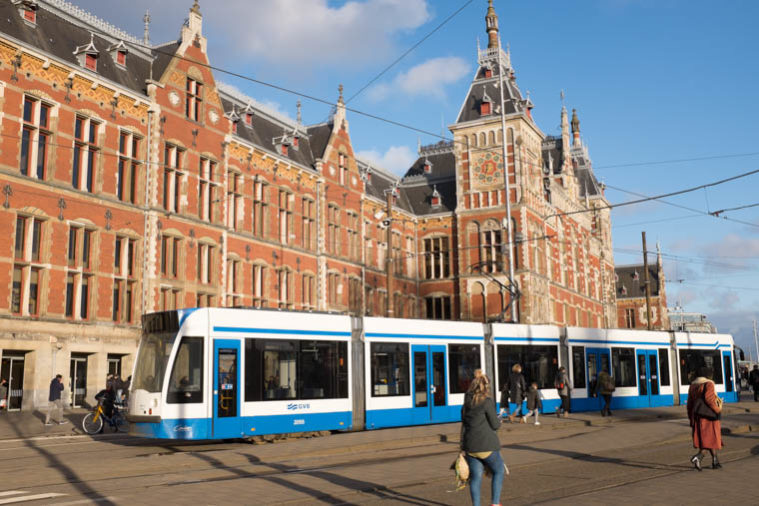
[[555, 366, 571, 417], [749, 365, 759, 402], [687, 366, 723, 470], [595, 366, 615, 416], [0, 378, 7, 412], [44, 374, 68, 426], [523, 381, 542, 425], [507, 364, 527, 423], [461, 370, 504, 506]]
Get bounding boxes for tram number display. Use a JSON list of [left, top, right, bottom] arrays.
[[221, 383, 233, 390]]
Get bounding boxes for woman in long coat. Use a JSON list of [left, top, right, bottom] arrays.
[[508, 364, 527, 423], [686, 366, 723, 470]]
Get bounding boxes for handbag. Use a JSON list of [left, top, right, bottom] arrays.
[[693, 396, 719, 421], [450, 451, 469, 490]]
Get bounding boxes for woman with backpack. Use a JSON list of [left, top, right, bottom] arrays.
[[554, 366, 571, 417], [687, 366, 723, 470], [595, 366, 615, 416], [461, 371, 504, 506]]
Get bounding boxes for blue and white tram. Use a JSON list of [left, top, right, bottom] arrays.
[[129, 308, 353, 440], [128, 307, 739, 440]]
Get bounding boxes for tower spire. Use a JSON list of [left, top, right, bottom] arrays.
[[571, 108, 581, 146], [143, 10, 150, 45], [486, 0, 499, 49]]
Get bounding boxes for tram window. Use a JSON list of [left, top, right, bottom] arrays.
[[299, 340, 348, 400], [497, 345, 558, 390], [658, 348, 670, 386], [133, 331, 174, 393], [571, 346, 586, 389], [449, 344, 481, 394], [244, 339, 348, 402], [679, 349, 723, 385], [370, 342, 410, 397], [166, 337, 204, 403], [611, 348, 636, 387]]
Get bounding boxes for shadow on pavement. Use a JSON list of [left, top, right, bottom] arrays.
[[6, 413, 116, 505], [506, 442, 689, 471]]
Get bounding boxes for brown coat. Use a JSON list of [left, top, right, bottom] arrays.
[[686, 379, 723, 450]]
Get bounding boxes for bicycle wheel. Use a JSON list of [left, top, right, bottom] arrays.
[[113, 414, 127, 433], [82, 412, 103, 435]]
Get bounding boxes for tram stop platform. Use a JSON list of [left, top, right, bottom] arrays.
[[0, 392, 755, 447]]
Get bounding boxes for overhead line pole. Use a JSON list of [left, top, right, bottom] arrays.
[[642, 231, 653, 330], [497, 37, 517, 323]]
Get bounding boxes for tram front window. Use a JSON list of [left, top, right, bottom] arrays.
[[133, 332, 175, 393]]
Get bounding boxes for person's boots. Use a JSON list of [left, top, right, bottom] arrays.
[[712, 457, 722, 469], [690, 454, 702, 471]]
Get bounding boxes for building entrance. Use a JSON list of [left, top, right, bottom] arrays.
[[1, 352, 26, 411]]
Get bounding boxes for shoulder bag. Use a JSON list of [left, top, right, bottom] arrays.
[[693, 395, 719, 421]]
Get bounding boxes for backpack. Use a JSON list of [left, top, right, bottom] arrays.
[[603, 375, 616, 392]]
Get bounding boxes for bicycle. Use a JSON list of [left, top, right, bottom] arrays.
[[82, 401, 126, 435]]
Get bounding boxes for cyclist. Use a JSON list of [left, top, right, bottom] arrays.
[[94, 383, 117, 432]]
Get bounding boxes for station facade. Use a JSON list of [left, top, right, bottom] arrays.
[[0, 0, 618, 409]]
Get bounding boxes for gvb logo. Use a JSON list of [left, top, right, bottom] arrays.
[[287, 403, 311, 410]]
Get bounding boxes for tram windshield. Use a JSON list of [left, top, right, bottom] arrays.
[[133, 332, 175, 393]]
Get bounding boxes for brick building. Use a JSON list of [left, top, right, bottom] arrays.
[[615, 249, 670, 330], [0, 0, 617, 410]]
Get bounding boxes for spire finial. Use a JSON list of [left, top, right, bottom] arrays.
[[560, 89, 565, 109], [296, 100, 302, 124], [485, 0, 499, 49], [143, 9, 151, 46], [338, 84, 344, 104], [191, 0, 201, 15]]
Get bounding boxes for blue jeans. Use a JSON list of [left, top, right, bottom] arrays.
[[466, 451, 504, 506]]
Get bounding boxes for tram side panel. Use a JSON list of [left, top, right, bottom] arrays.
[[491, 324, 563, 415], [363, 317, 485, 429]]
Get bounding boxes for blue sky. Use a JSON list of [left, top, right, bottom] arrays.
[[73, 0, 759, 355]]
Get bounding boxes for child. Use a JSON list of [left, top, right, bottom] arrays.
[[523, 382, 543, 425]]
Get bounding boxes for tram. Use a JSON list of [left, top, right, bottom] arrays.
[[127, 308, 738, 440]]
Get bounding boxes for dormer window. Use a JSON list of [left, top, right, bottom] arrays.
[[430, 185, 441, 208], [481, 101, 491, 115], [484, 67, 492, 78], [74, 33, 99, 72], [232, 120, 238, 134], [632, 270, 639, 281], [14, 0, 37, 24], [480, 90, 493, 115], [226, 109, 240, 134], [245, 113, 253, 126], [423, 158, 432, 174], [109, 41, 129, 68], [117, 50, 126, 65], [293, 136, 299, 148], [281, 144, 288, 156], [621, 286, 628, 296]]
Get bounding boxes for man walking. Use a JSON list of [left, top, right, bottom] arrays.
[[595, 366, 615, 416], [749, 365, 759, 402], [44, 374, 68, 426]]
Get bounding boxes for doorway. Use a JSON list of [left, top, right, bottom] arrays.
[[411, 345, 448, 424], [0, 352, 26, 411], [69, 354, 88, 408]]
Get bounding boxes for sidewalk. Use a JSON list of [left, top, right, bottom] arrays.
[[0, 395, 754, 446]]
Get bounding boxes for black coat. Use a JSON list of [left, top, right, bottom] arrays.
[[461, 392, 501, 453], [48, 379, 63, 402], [750, 369, 759, 387], [509, 372, 527, 403]]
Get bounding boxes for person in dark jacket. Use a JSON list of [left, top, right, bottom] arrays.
[[507, 364, 527, 423], [555, 366, 571, 417], [595, 366, 615, 416], [44, 374, 67, 426], [749, 365, 759, 402], [461, 371, 504, 506], [498, 376, 510, 420]]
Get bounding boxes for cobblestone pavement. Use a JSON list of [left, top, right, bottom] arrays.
[[0, 398, 755, 505]]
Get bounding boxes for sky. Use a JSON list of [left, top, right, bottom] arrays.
[[70, 0, 759, 355]]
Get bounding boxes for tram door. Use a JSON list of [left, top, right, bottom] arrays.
[[411, 345, 448, 424], [0, 353, 25, 410], [722, 351, 735, 401], [213, 340, 241, 437], [636, 350, 665, 407], [586, 348, 611, 405]]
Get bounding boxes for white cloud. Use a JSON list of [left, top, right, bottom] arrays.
[[218, 0, 430, 68], [358, 146, 416, 176], [368, 56, 470, 101]]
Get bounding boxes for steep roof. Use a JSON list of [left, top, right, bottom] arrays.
[[0, 1, 155, 95], [456, 65, 526, 124], [220, 94, 316, 170], [615, 265, 660, 298], [306, 123, 332, 161]]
